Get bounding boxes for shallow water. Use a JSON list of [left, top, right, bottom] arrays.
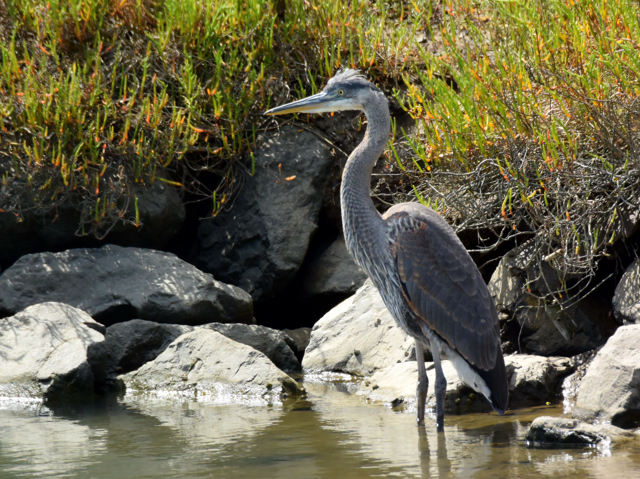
[[1, 382, 639, 479]]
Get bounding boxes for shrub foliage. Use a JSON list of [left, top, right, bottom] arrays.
[[389, 0, 640, 306]]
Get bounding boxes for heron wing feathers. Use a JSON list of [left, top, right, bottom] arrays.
[[387, 207, 500, 371]]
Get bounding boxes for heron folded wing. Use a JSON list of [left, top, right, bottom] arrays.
[[389, 212, 501, 372]]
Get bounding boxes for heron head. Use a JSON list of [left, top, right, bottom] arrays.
[[265, 69, 380, 116]]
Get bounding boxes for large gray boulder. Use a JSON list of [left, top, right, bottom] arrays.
[[302, 280, 414, 376], [356, 354, 573, 413], [525, 416, 639, 448], [121, 329, 304, 402], [0, 176, 184, 267], [194, 125, 335, 302], [574, 324, 640, 427], [0, 245, 253, 326], [0, 302, 104, 401], [202, 323, 301, 373], [489, 243, 616, 356], [613, 259, 640, 324], [298, 235, 367, 299]]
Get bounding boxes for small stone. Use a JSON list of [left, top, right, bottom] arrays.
[[525, 416, 639, 448]]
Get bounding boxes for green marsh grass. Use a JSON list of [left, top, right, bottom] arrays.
[[387, 0, 640, 305], [0, 0, 428, 234]]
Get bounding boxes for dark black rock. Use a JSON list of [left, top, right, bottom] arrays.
[[489, 243, 617, 356], [613, 259, 640, 324], [282, 327, 312, 363], [298, 235, 367, 299], [0, 178, 185, 267], [0, 245, 253, 326], [88, 320, 191, 392], [194, 125, 336, 303]]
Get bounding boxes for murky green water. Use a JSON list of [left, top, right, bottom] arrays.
[[1, 381, 639, 478]]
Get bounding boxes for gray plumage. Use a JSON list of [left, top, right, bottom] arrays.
[[266, 70, 508, 431]]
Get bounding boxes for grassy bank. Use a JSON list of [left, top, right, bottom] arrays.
[[391, 0, 640, 304], [1, 0, 639, 296], [0, 0, 424, 235]]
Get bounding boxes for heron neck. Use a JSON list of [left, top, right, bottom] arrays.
[[340, 97, 390, 264]]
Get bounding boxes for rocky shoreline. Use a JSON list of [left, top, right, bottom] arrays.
[[1, 124, 640, 449], [1, 269, 639, 447]]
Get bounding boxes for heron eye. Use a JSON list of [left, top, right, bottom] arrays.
[[338, 89, 345, 95]]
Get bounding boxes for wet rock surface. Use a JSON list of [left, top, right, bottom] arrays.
[[525, 416, 639, 448], [194, 125, 336, 303], [356, 360, 485, 413], [88, 320, 301, 392], [302, 280, 414, 376], [0, 245, 253, 326], [120, 329, 304, 401], [574, 324, 640, 428], [0, 302, 104, 401]]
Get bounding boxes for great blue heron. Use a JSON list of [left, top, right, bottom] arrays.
[[266, 70, 508, 430]]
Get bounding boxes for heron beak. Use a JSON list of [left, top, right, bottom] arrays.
[[265, 91, 334, 116]]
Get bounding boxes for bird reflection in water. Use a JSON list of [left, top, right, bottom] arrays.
[[418, 425, 452, 477]]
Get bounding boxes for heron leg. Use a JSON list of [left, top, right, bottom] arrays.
[[431, 344, 447, 432], [415, 340, 429, 426]]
